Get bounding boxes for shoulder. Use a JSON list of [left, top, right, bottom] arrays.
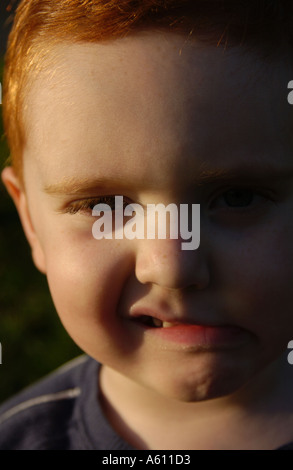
[[0, 355, 97, 449]]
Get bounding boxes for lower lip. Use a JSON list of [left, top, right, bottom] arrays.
[[136, 322, 248, 349]]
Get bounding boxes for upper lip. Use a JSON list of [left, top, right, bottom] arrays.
[[127, 305, 225, 327]]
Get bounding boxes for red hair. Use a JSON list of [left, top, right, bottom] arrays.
[[3, 0, 293, 182]]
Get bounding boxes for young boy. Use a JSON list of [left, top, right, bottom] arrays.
[[1, 0, 293, 450]]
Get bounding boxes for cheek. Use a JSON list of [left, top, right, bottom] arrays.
[[44, 237, 134, 353], [216, 224, 293, 343]]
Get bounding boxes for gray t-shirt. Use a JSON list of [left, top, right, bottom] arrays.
[[0, 355, 133, 450]]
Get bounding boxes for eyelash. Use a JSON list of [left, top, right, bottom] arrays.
[[64, 188, 273, 216], [64, 196, 127, 215], [209, 187, 272, 211]]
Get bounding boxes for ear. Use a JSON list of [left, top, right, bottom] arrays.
[[1, 166, 47, 274]]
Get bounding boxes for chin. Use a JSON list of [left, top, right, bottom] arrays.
[[151, 358, 253, 403]]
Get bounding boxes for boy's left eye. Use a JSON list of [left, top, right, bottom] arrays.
[[210, 187, 271, 211], [221, 189, 255, 207]]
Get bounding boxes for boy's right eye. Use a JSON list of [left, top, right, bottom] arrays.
[[64, 195, 129, 215]]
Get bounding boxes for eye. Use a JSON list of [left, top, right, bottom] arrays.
[[210, 187, 271, 212], [221, 188, 255, 208], [64, 195, 129, 215]]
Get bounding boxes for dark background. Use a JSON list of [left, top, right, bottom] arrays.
[[0, 1, 82, 404], [0, 1, 17, 55]]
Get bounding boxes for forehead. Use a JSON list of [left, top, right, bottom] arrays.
[[23, 32, 293, 188]]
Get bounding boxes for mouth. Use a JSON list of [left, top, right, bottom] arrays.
[[128, 312, 249, 349]]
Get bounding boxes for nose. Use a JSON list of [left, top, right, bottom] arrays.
[[135, 237, 210, 291]]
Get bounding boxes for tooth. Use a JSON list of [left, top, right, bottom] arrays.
[[162, 322, 175, 328], [152, 318, 163, 327]]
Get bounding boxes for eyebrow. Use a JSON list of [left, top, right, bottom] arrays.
[[197, 165, 293, 185], [43, 166, 293, 196], [43, 176, 130, 195]]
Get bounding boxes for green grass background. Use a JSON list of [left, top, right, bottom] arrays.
[[0, 58, 82, 404]]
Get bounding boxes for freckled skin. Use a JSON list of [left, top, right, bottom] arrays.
[[3, 32, 293, 449]]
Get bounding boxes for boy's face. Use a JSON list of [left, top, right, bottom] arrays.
[[4, 32, 293, 402]]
